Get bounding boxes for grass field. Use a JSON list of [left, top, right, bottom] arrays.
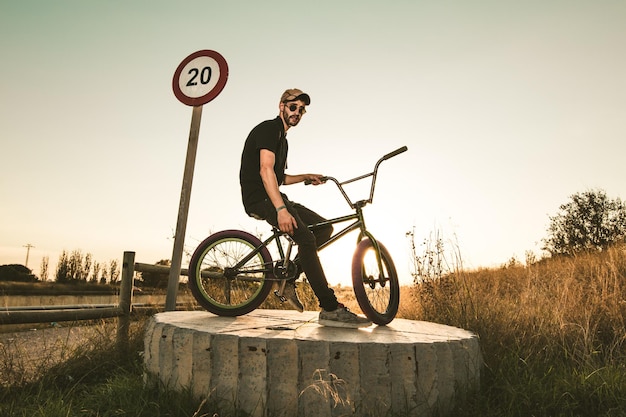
[[2, 245, 626, 416]]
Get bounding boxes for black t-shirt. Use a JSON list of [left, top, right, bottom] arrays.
[[239, 116, 288, 210]]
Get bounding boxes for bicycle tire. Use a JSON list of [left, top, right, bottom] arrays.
[[351, 238, 400, 325], [188, 229, 273, 316]]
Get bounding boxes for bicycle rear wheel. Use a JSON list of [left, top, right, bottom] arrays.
[[188, 229, 273, 316], [351, 238, 400, 325]]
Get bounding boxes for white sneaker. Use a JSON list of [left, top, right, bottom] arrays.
[[318, 304, 372, 328]]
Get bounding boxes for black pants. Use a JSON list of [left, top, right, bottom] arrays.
[[246, 195, 339, 311]]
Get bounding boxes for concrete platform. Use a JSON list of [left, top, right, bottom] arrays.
[[143, 310, 481, 417]]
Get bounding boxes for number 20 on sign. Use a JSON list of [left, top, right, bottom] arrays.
[[172, 50, 229, 107]]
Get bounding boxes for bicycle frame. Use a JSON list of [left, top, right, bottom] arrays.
[[229, 146, 408, 281]]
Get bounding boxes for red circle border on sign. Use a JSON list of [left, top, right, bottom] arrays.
[[172, 50, 229, 106]]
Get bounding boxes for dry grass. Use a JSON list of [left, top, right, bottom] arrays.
[[406, 243, 626, 416], [410, 246, 626, 364]]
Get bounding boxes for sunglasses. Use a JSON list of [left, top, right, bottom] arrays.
[[285, 103, 307, 115]]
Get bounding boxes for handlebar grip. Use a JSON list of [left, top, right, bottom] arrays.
[[382, 146, 408, 161], [304, 176, 328, 185]]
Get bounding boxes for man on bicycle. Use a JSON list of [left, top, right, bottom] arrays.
[[239, 88, 371, 328]]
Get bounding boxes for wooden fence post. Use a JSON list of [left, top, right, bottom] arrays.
[[117, 251, 135, 353]]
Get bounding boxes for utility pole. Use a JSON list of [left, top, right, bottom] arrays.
[[23, 243, 34, 268]]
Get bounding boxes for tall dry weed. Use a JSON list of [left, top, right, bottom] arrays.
[[411, 241, 626, 375]]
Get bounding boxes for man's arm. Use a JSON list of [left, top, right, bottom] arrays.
[[259, 149, 298, 234], [284, 173, 326, 185]]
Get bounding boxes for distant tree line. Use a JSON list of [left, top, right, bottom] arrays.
[[53, 249, 120, 284], [2, 249, 173, 288], [0, 250, 119, 284]]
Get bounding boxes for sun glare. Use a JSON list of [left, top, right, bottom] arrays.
[[318, 237, 357, 287]]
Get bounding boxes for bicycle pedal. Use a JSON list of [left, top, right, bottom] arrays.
[[273, 290, 287, 303]]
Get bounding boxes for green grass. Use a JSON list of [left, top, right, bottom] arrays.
[[2, 373, 214, 417]]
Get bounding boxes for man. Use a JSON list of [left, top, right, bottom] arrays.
[[239, 88, 371, 328]]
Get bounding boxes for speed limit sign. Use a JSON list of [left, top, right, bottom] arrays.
[[166, 49, 229, 311], [172, 50, 228, 106]]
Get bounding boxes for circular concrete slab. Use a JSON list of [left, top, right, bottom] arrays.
[[143, 310, 481, 417]]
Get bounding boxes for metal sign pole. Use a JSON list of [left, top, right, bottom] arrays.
[[165, 105, 203, 311]]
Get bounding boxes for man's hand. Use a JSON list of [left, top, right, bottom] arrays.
[[304, 174, 326, 185], [277, 208, 298, 235]]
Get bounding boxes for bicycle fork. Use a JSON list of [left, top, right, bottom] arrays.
[[354, 204, 387, 287]]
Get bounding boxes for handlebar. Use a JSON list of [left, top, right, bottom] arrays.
[[382, 146, 408, 161], [304, 145, 408, 209]]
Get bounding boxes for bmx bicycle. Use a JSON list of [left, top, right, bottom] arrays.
[[188, 146, 408, 325]]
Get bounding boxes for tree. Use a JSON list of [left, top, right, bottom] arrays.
[[67, 250, 93, 281], [139, 259, 171, 288], [543, 189, 626, 256], [109, 259, 120, 284], [56, 250, 70, 282], [92, 261, 101, 283], [40, 256, 49, 281], [0, 264, 37, 282], [83, 253, 92, 282]]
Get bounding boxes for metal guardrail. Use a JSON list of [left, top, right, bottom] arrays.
[[0, 252, 174, 351]]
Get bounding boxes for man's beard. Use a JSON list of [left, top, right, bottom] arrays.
[[282, 109, 301, 127]]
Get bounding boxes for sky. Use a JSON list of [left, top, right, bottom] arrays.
[[2, 0, 625, 287]]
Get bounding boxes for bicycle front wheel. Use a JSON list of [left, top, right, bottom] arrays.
[[351, 238, 400, 325], [188, 230, 273, 316]]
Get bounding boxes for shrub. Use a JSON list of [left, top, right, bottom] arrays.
[[0, 264, 38, 282]]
